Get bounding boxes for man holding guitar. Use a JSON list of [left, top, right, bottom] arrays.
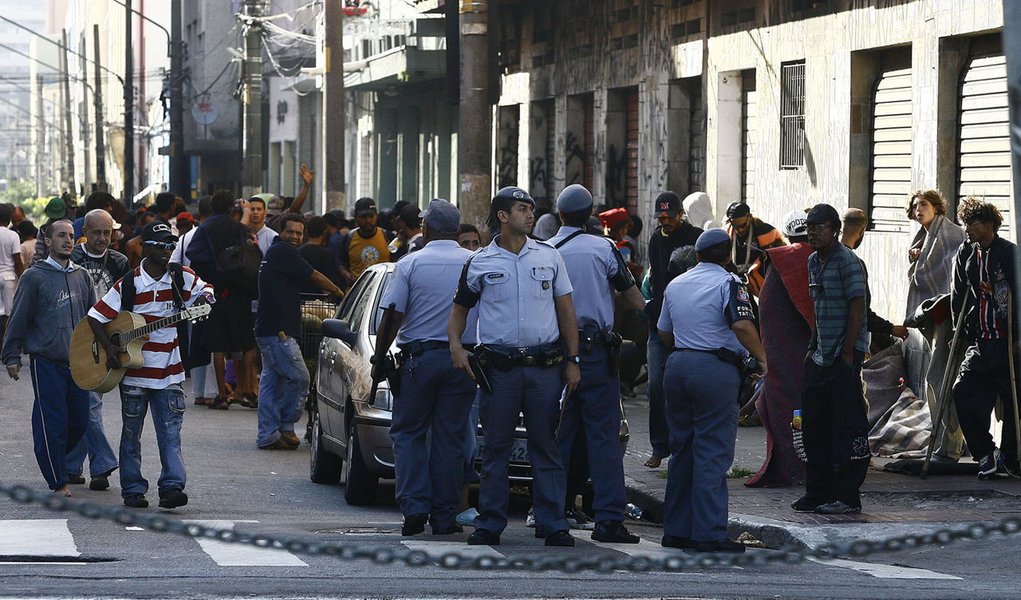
[[3, 219, 96, 497], [86, 222, 214, 509]]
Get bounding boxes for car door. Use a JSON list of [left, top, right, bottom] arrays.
[[319, 272, 375, 436], [334, 270, 378, 428]]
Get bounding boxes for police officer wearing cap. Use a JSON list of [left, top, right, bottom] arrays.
[[657, 228, 766, 553], [449, 186, 581, 547], [374, 199, 478, 537], [548, 185, 646, 544]]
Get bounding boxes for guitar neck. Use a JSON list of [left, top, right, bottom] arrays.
[[122, 312, 189, 343]]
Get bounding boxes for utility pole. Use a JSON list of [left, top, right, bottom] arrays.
[[61, 29, 76, 196], [35, 76, 44, 198], [323, 0, 345, 212], [124, 0, 135, 206], [457, 0, 491, 230], [94, 24, 107, 190], [169, 0, 187, 197], [79, 32, 92, 193], [241, 0, 266, 199]]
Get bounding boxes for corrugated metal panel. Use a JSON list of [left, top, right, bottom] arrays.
[[742, 71, 756, 205], [957, 54, 1012, 236], [870, 66, 913, 233]]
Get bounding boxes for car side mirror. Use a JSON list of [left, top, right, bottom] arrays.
[[322, 319, 359, 346]]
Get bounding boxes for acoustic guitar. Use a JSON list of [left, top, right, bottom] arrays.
[[69, 304, 212, 393]]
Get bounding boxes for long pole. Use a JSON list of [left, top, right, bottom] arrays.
[[79, 32, 92, 193], [323, 0, 345, 212], [93, 24, 107, 190], [61, 29, 76, 195], [169, 0, 187, 197], [124, 0, 135, 206], [241, 0, 265, 199], [457, 0, 491, 229], [35, 76, 43, 198]]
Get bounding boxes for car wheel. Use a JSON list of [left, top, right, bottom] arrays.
[[343, 424, 379, 506], [309, 410, 342, 484]]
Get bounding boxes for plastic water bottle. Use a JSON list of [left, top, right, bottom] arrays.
[[791, 409, 803, 430], [625, 503, 643, 520]]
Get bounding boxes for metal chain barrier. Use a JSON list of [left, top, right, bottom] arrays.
[[3, 481, 1019, 573]]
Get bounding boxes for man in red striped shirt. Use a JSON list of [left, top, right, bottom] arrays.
[[87, 222, 214, 509]]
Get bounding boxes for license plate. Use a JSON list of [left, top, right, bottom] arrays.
[[477, 438, 530, 463]]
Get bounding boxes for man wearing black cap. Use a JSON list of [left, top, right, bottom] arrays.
[[337, 197, 392, 286], [792, 203, 870, 515], [374, 199, 478, 536], [645, 191, 703, 468], [449, 186, 581, 547], [725, 201, 785, 295], [88, 221, 215, 509]]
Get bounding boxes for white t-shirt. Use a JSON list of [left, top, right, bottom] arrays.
[[170, 228, 197, 267], [0, 227, 21, 281], [253, 224, 278, 256]]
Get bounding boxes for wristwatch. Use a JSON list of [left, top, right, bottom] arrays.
[[564, 355, 581, 365]]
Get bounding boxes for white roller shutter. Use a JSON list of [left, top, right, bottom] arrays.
[[958, 53, 1011, 237], [870, 65, 913, 233], [742, 71, 757, 205]]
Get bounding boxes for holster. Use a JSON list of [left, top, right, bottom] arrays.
[[579, 327, 623, 375], [477, 343, 563, 371]]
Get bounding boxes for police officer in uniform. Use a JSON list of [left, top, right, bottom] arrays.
[[374, 199, 477, 536], [449, 186, 581, 547], [657, 228, 766, 553], [548, 185, 645, 544]]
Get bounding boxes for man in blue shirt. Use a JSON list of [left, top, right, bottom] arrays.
[[254, 214, 343, 450], [548, 185, 645, 544], [449, 186, 581, 547], [657, 228, 766, 553], [374, 199, 478, 536], [792, 203, 870, 515]]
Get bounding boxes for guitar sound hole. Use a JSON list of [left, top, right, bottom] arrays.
[[110, 333, 122, 347]]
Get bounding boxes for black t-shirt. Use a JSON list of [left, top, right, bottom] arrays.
[[254, 238, 314, 339], [646, 221, 703, 325], [298, 243, 339, 293], [70, 245, 130, 298]]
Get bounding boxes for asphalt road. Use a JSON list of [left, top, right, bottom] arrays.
[[1, 368, 1020, 599]]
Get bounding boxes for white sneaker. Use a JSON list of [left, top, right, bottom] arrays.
[[525, 507, 535, 528]]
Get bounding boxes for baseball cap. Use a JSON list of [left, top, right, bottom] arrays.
[[556, 184, 593, 213], [175, 211, 195, 224], [354, 197, 378, 216], [141, 221, 178, 243], [598, 207, 630, 230], [726, 201, 751, 220], [267, 196, 288, 213], [399, 204, 422, 229], [493, 186, 534, 207], [805, 203, 841, 228], [421, 198, 460, 234], [655, 192, 681, 217], [783, 210, 808, 238], [694, 228, 731, 252], [45, 197, 66, 220]]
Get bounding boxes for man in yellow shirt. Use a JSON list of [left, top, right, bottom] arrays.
[[337, 197, 393, 286]]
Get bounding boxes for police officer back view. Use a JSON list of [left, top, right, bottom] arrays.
[[657, 228, 766, 553], [547, 185, 645, 544], [374, 199, 477, 536], [449, 186, 581, 547]]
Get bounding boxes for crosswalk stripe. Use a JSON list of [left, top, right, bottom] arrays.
[[401, 540, 504, 560], [589, 538, 683, 560], [185, 520, 308, 567], [808, 557, 962, 580], [0, 519, 79, 557]]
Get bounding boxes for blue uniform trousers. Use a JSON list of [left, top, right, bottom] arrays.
[[475, 365, 570, 536], [556, 347, 627, 523], [646, 333, 671, 459], [663, 352, 739, 542], [29, 357, 89, 490], [66, 391, 118, 478], [390, 348, 476, 528]]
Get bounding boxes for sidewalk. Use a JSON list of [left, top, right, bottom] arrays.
[[620, 391, 1021, 550]]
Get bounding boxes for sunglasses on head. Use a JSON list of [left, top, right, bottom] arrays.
[[143, 241, 177, 250]]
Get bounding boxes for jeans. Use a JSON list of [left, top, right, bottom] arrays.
[[256, 336, 310, 447], [29, 357, 89, 490], [119, 383, 187, 497], [66, 391, 118, 477], [646, 332, 671, 458]]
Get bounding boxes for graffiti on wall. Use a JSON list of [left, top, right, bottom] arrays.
[[497, 108, 519, 189], [565, 131, 585, 185]]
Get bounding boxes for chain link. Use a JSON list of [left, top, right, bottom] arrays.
[[3, 481, 1018, 573]]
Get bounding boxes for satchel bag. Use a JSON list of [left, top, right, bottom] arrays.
[[216, 234, 262, 297]]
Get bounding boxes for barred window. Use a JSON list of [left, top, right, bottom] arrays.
[[780, 60, 806, 169]]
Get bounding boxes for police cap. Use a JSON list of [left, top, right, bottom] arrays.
[[493, 186, 535, 207], [556, 184, 593, 213], [694, 227, 731, 252]]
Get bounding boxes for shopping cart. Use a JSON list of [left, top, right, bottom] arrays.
[[300, 293, 341, 441]]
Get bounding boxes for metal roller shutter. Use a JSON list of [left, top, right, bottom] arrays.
[[957, 53, 1011, 237], [742, 71, 757, 205], [870, 65, 913, 233]]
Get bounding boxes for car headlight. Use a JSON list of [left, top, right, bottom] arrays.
[[371, 387, 393, 411]]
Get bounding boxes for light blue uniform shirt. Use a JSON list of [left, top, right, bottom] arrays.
[[382, 239, 476, 345], [546, 226, 635, 331], [657, 262, 755, 356], [454, 235, 573, 347]]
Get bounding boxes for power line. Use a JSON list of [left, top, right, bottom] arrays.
[[0, 14, 125, 85]]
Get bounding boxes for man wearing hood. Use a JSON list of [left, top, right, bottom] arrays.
[[3, 220, 96, 496]]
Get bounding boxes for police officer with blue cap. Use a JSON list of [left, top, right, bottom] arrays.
[[657, 228, 767, 553], [374, 198, 478, 536], [547, 185, 646, 544], [449, 186, 581, 547]]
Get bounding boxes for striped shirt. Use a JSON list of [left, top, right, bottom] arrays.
[[808, 243, 868, 367], [88, 262, 213, 389]]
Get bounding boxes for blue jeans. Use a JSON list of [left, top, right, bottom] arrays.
[[119, 383, 187, 497], [29, 357, 89, 490], [66, 391, 118, 477], [646, 333, 671, 458], [256, 336, 310, 447]]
